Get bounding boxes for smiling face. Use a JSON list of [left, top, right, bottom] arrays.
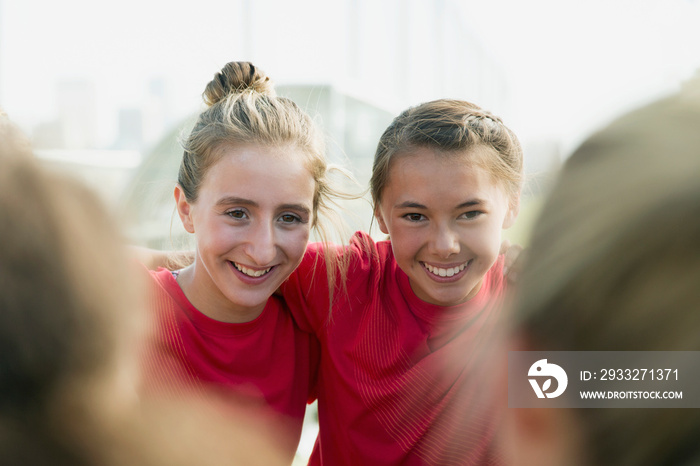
[[374, 146, 518, 307], [176, 143, 315, 323]]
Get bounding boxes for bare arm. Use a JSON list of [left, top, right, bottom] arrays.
[[129, 245, 194, 271]]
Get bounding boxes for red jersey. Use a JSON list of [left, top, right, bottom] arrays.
[[141, 267, 320, 457], [282, 232, 506, 465]]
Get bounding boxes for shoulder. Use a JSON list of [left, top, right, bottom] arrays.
[[284, 232, 391, 302], [344, 231, 395, 278], [349, 230, 382, 260], [145, 267, 188, 312], [148, 267, 178, 288], [296, 231, 386, 275]]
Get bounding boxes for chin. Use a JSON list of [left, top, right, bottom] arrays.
[[229, 291, 271, 309], [437, 296, 469, 307]]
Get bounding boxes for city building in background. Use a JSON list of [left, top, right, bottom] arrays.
[[4, 0, 529, 249]]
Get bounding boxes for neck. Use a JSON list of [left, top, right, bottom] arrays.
[[176, 263, 265, 323]]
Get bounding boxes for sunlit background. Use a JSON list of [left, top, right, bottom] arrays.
[[3, 0, 700, 242], [2, 0, 700, 461]]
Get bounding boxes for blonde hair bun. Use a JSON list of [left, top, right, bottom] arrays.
[[203, 61, 275, 107]]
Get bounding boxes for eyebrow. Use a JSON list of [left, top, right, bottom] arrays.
[[216, 196, 256, 207], [280, 203, 312, 215], [216, 196, 311, 214], [394, 199, 486, 209]]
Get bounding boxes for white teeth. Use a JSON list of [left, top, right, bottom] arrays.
[[233, 263, 272, 277], [424, 262, 467, 277]]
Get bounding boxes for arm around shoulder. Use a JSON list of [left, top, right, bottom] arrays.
[[129, 245, 194, 271]]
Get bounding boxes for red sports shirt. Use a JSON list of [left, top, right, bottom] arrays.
[[140, 267, 320, 458], [282, 232, 506, 465]]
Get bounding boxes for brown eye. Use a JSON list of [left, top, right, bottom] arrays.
[[226, 209, 247, 219], [403, 213, 426, 222], [279, 214, 301, 224], [461, 211, 483, 219]]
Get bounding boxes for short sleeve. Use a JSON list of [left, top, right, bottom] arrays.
[[281, 232, 381, 335]]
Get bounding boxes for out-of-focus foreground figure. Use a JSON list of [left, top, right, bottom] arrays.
[[501, 82, 700, 466], [0, 111, 285, 465]]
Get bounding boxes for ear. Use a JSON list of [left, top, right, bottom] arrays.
[[175, 185, 195, 234], [502, 195, 520, 229], [374, 206, 389, 235]]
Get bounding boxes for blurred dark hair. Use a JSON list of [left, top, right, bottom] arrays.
[[510, 84, 700, 465]]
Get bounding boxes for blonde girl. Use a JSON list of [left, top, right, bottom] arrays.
[[139, 61, 349, 463]]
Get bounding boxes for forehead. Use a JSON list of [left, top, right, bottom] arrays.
[[383, 147, 507, 205], [201, 143, 315, 204]]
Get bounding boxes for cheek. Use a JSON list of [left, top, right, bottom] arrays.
[[281, 228, 311, 264], [477, 225, 506, 264], [388, 229, 421, 262], [196, 218, 237, 255], [202, 218, 226, 241], [462, 222, 503, 255]]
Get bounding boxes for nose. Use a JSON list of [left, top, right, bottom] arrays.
[[243, 221, 277, 265], [429, 223, 460, 259]]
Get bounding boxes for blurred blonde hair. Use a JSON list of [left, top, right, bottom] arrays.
[[510, 85, 700, 465]]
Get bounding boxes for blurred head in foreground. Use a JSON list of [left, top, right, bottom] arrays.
[[502, 83, 700, 466], [0, 111, 285, 465]]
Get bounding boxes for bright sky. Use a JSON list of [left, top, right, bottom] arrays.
[[2, 0, 699, 155], [460, 0, 700, 152]]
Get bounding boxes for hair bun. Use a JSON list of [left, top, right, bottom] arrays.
[[203, 61, 275, 106]]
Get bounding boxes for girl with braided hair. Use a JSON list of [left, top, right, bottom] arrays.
[[280, 99, 523, 465]]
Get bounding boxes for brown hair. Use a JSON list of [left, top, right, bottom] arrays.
[[0, 117, 138, 413], [370, 99, 523, 209], [0, 111, 139, 464], [510, 87, 700, 465]]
